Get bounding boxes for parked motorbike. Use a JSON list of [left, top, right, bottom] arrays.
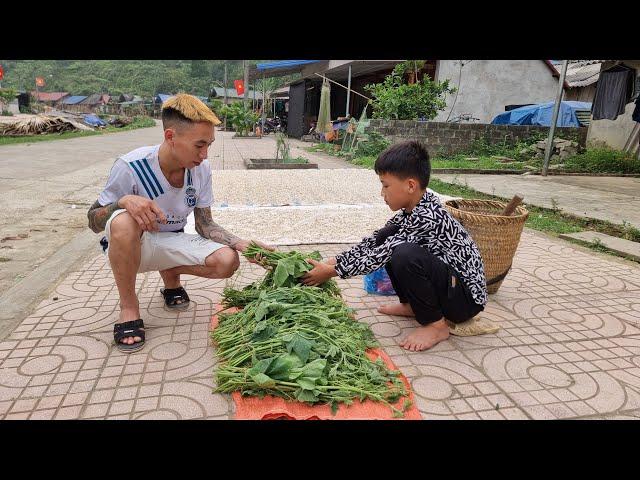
[[256, 116, 285, 135]]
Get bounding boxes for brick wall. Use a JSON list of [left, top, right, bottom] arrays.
[[365, 120, 588, 156]]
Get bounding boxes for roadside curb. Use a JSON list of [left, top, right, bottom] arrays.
[[0, 229, 101, 340]]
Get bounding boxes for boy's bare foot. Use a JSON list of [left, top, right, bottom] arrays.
[[378, 302, 414, 317], [400, 319, 450, 351]]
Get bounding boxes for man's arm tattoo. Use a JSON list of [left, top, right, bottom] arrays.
[[194, 207, 241, 248], [87, 199, 121, 233]]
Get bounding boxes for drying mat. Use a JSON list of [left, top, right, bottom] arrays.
[[211, 305, 422, 420]]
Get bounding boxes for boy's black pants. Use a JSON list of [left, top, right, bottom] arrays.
[[376, 224, 484, 326]]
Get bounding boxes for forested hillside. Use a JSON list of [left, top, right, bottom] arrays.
[[0, 60, 294, 97]]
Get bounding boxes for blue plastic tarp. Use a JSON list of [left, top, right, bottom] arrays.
[[491, 101, 592, 127], [84, 114, 107, 127]]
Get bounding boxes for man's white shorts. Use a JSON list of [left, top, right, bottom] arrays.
[[105, 209, 227, 273]]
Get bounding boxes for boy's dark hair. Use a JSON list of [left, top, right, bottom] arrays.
[[374, 140, 431, 189]]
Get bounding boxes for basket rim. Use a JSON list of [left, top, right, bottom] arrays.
[[445, 199, 529, 219]]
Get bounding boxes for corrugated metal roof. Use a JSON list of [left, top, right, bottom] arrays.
[[569, 60, 611, 65], [156, 94, 173, 103], [211, 87, 263, 100], [256, 60, 320, 71], [565, 62, 602, 87], [30, 91, 69, 102], [80, 93, 108, 105], [61, 95, 88, 105]]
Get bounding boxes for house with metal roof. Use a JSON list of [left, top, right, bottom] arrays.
[[563, 60, 603, 103], [61, 95, 87, 105], [30, 91, 69, 105], [209, 87, 264, 104], [250, 60, 403, 138]]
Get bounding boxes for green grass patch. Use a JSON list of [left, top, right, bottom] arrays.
[[305, 143, 340, 155], [562, 148, 640, 174], [431, 155, 526, 170], [0, 115, 156, 146], [350, 155, 376, 168], [428, 178, 640, 244]]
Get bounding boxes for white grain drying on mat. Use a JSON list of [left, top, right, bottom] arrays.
[[192, 168, 459, 243], [211, 169, 386, 206], [186, 204, 394, 244]]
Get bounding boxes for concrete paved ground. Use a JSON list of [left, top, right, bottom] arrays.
[[1, 231, 640, 420], [3, 129, 640, 420], [0, 129, 357, 329], [434, 173, 640, 229]]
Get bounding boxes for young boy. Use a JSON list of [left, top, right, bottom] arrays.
[[302, 140, 487, 352]]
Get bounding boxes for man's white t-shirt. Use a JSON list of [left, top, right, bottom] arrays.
[[98, 144, 213, 232]]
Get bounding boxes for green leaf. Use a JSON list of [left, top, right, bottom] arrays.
[[296, 389, 319, 403], [266, 354, 303, 381], [250, 373, 276, 388], [296, 378, 317, 390], [285, 333, 315, 363], [251, 324, 276, 342], [254, 303, 269, 322], [247, 358, 274, 376], [273, 262, 289, 287], [301, 359, 326, 380]]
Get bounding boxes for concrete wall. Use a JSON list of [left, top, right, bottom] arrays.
[[587, 60, 640, 150], [434, 60, 560, 123], [365, 120, 587, 156]]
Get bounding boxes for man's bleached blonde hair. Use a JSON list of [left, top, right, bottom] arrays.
[[161, 93, 221, 130]]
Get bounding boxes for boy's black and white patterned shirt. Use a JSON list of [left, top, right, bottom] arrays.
[[334, 190, 488, 306]]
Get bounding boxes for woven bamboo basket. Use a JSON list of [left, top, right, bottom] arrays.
[[444, 199, 529, 294]]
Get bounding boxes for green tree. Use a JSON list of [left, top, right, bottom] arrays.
[[364, 63, 456, 120]]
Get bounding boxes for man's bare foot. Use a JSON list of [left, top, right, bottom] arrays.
[[399, 319, 449, 351], [117, 307, 143, 345], [378, 302, 414, 317]]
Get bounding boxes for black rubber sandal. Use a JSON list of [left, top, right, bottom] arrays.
[[114, 319, 146, 353], [160, 286, 191, 310]]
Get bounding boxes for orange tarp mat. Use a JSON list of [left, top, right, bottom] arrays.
[[211, 305, 422, 420]]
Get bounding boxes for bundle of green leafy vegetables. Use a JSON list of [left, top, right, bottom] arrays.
[[240, 241, 342, 297], [213, 286, 410, 416], [213, 244, 413, 416]]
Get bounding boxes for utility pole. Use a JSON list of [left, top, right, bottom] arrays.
[[345, 65, 352, 117], [542, 60, 569, 177], [223, 62, 228, 130], [243, 60, 249, 108]]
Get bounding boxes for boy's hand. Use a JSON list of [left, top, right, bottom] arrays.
[[301, 259, 337, 286]]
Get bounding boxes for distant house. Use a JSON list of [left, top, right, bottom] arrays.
[[59, 95, 88, 113], [117, 94, 143, 103], [432, 60, 567, 123], [249, 60, 402, 138], [564, 60, 603, 103], [154, 93, 174, 104], [209, 87, 264, 105], [586, 60, 639, 154], [78, 94, 111, 113], [30, 91, 69, 106]]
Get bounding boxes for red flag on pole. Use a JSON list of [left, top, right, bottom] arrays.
[[36, 77, 45, 87], [234, 79, 245, 96], [0, 65, 4, 81]]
